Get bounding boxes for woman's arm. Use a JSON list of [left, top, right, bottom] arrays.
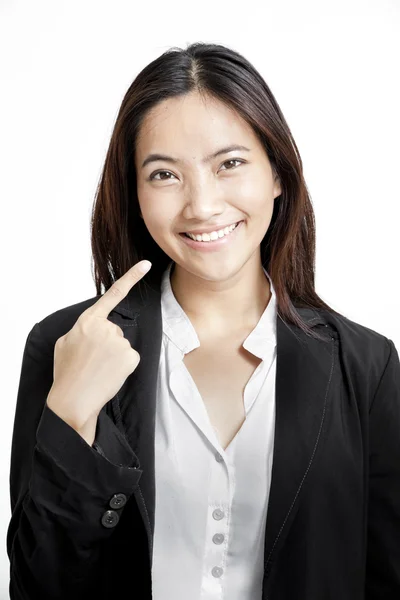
[[7, 322, 142, 599], [365, 338, 400, 599]]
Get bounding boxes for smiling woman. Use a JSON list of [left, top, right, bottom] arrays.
[[90, 41, 343, 341], [8, 41, 400, 600]]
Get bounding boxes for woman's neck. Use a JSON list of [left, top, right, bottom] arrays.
[[169, 259, 271, 336]]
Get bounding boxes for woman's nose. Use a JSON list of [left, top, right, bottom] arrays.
[[182, 182, 226, 220]]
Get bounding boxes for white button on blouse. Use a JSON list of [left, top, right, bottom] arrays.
[[151, 260, 277, 600]]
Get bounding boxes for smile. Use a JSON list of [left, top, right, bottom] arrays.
[[185, 221, 240, 241], [178, 220, 244, 252]]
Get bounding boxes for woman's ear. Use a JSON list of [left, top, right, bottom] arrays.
[[273, 172, 282, 199]]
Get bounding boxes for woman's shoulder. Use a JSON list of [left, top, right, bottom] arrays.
[[30, 284, 160, 354], [30, 294, 103, 354], [315, 307, 396, 388], [320, 307, 389, 345]]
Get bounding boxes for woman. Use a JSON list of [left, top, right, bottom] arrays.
[[7, 42, 400, 599]]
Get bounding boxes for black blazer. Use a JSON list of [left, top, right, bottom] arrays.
[[7, 281, 400, 599]]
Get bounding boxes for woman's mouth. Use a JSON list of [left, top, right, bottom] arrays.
[[178, 220, 244, 252]]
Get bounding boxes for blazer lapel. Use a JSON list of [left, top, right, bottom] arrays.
[[107, 283, 162, 564], [107, 281, 337, 573], [262, 313, 337, 580]]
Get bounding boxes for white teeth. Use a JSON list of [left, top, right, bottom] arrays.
[[186, 222, 240, 242]]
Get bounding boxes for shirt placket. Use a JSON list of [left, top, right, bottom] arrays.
[[199, 442, 236, 599]]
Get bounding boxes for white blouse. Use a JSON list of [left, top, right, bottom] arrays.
[[151, 260, 277, 600]]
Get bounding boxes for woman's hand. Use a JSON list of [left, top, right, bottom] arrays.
[[46, 260, 152, 445]]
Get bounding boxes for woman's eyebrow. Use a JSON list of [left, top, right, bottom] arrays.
[[141, 144, 251, 169]]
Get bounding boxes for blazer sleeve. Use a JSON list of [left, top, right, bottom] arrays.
[[7, 322, 143, 600], [365, 338, 400, 599]]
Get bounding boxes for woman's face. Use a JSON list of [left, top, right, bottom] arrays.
[[134, 91, 281, 281]]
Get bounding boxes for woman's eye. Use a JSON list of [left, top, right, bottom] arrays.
[[149, 170, 176, 181], [148, 158, 245, 181], [220, 158, 245, 171]]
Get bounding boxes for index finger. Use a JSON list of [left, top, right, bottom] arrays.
[[88, 260, 152, 318]]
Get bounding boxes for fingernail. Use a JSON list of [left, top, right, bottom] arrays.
[[139, 260, 152, 273]]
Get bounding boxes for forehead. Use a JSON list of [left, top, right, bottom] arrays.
[[135, 92, 258, 157]]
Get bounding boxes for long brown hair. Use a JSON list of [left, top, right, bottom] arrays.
[[90, 41, 341, 340]]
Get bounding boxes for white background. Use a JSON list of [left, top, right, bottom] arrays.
[[1, 0, 399, 595]]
